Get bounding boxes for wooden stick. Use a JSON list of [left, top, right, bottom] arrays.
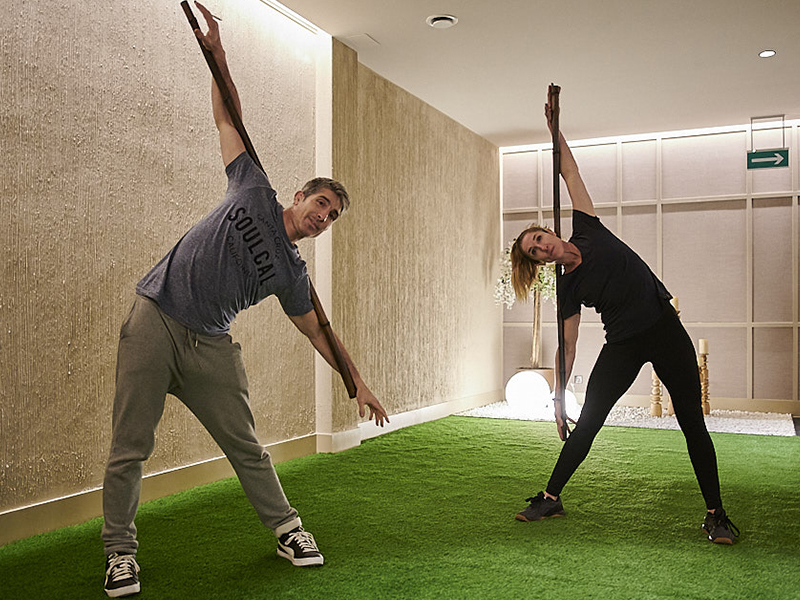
[[549, 84, 569, 441], [180, 1, 357, 398]]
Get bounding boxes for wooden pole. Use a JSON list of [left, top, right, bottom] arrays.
[[180, 1, 357, 398], [549, 84, 569, 441]]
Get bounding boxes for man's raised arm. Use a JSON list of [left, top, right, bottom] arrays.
[[193, 2, 246, 166]]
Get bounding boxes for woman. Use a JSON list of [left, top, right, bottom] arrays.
[[510, 88, 738, 544]]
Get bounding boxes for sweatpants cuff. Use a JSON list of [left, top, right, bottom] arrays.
[[104, 546, 137, 558], [274, 517, 302, 538]]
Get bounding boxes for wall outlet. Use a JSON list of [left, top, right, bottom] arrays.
[[573, 375, 583, 385]]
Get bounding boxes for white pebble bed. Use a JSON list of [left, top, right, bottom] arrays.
[[459, 402, 797, 437]]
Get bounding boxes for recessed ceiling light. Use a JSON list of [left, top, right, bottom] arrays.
[[426, 14, 458, 29], [759, 49, 776, 58]]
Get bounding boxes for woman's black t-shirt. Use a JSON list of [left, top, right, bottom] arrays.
[[559, 210, 672, 343]]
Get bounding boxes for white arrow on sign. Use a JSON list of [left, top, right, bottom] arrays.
[[751, 153, 786, 166]]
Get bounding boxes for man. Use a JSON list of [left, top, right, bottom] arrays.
[[101, 3, 389, 596]]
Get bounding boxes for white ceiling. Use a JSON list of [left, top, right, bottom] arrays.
[[277, 0, 800, 147]]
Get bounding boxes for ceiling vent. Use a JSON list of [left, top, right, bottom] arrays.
[[426, 15, 458, 29]]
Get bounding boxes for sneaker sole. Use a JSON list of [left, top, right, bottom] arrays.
[[709, 536, 735, 545], [515, 511, 565, 522], [105, 582, 141, 598], [276, 547, 324, 567], [702, 526, 735, 545]]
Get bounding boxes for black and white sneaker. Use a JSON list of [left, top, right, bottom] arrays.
[[104, 552, 140, 597], [702, 508, 740, 544], [277, 527, 324, 566], [515, 491, 566, 522]]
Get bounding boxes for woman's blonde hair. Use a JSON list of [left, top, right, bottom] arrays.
[[510, 224, 556, 301]]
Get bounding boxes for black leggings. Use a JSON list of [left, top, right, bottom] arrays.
[[546, 306, 723, 510]]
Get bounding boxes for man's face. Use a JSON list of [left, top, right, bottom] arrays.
[[292, 188, 343, 239]]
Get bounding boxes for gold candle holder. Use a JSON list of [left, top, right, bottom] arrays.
[[650, 369, 663, 417], [698, 339, 710, 415]]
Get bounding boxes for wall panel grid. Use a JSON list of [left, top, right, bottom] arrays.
[[501, 122, 800, 409]]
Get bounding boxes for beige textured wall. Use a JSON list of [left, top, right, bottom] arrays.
[[0, 0, 321, 512], [331, 42, 502, 432]]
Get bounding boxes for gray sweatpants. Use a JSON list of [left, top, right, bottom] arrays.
[[101, 295, 301, 556]]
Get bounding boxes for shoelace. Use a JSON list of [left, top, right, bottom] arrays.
[[715, 511, 741, 538], [107, 554, 138, 583], [285, 529, 319, 553], [524, 492, 553, 504]]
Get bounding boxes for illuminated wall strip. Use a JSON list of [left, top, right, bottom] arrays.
[[258, 0, 319, 34], [502, 119, 800, 154]]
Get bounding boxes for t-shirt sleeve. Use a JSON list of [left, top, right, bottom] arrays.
[[277, 272, 314, 317], [225, 151, 273, 194], [572, 209, 602, 232]]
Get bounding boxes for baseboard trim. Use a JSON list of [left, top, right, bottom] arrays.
[[0, 434, 316, 548], [315, 390, 503, 453], [315, 429, 362, 454], [359, 390, 502, 441]]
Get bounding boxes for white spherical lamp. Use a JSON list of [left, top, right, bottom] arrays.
[[505, 370, 553, 419]]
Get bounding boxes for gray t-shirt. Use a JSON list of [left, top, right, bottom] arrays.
[[136, 152, 313, 335]]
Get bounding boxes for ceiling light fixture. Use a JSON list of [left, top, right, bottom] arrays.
[[758, 49, 776, 58], [426, 14, 458, 29]]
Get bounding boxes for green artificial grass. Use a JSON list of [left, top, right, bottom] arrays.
[[1, 416, 799, 599]]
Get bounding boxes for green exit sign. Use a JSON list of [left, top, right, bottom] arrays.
[[747, 148, 789, 169]]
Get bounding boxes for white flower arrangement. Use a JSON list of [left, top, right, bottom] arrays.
[[494, 237, 557, 308]]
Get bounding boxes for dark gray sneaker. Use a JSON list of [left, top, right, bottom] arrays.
[[104, 552, 140, 597], [702, 508, 740, 544], [515, 491, 565, 522], [277, 527, 324, 566]]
